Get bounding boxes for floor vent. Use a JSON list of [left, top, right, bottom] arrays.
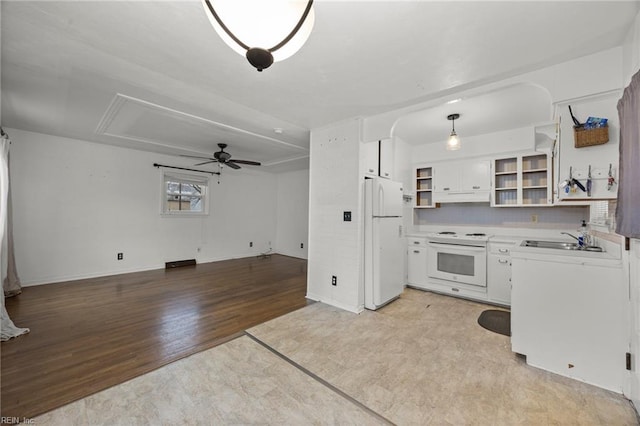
[[165, 259, 196, 269]]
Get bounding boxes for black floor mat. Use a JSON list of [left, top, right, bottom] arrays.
[[477, 309, 511, 336]]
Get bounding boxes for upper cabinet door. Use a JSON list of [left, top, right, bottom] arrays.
[[435, 159, 490, 192], [434, 164, 460, 192], [379, 139, 394, 180], [462, 160, 490, 191], [433, 159, 491, 203], [363, 140, 379, 177]]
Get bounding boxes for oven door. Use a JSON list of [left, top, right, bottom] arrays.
[[427, 241, 487, 287]]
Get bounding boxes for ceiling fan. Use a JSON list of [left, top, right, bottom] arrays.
[[181, 143, 261, 169]]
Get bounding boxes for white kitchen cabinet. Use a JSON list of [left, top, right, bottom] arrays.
[[414, 166, 435, 208], [463, 160, 491, 191], [363, 140, 379, 177], [407, 237, 428, 288], [492, 152, 552, 207], [379, 138, 394, 180], [487, 241, 515, 306], [511, 252, 627, 392], [433, 159, 490, 203], [434, 164, 459, 193], [362, 139, 394, 179]]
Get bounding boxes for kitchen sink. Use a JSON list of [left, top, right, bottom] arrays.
[[521, 240, 603, 252]]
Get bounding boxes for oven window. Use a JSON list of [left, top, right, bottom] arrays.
[[437, 253, 474, 276]]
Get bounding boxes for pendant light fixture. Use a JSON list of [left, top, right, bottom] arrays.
[[446, 113, 461, 151], [201, 0, 315, 72]]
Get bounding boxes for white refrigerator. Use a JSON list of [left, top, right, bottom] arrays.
[[364, 177, 404, 310]]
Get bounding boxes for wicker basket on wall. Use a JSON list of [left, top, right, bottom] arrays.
[[573, 125, 609, 148]]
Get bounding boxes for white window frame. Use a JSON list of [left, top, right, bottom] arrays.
[[161, 171, 210, 216]]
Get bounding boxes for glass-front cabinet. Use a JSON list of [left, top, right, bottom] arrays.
[[492, 153, 552, 207]]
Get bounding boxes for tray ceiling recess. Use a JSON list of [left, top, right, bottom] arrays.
[[95, 94, 308, 168]]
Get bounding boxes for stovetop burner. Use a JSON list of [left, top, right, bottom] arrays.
[[427, 230, 491, 245]]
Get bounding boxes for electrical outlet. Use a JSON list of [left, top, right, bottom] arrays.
[[331, 275, 337, 286], [117, 253, 123, 260], [343, 211, 352, 222], [249, 242, 253, 247], [531, 214, 538, 223], [300, 243, 304, 248]]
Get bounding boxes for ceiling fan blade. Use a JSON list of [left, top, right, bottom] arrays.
[[180, 154, 214, 160], [193, 160, 218, 166], [225, 161, 241, 169], [232, 159, 261, 166]]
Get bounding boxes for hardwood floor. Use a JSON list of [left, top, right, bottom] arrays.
[[1, 255, 309, 420]]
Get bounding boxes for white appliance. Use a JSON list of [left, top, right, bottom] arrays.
[[364, 177, 404, 310], [426, 232, 488, 287]]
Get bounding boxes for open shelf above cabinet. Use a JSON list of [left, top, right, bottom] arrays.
[[414, 166, 435, 208]]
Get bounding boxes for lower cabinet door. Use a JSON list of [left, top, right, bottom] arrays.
[[488, 254, 511, 305], [407, 247, 428, 288]]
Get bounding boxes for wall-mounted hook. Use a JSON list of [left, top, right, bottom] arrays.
[[607, 163, 616, 190]]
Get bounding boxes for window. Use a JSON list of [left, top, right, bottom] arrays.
[[162, 172, 209, 215]]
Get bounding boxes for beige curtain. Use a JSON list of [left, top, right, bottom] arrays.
[[1, 130, 29, 341], [616, 70, 640, 238]]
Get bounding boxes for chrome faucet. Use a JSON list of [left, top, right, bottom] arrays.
[[560, 232, 579, 241], [561, 231, 592, 248]]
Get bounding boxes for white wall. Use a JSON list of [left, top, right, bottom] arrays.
[[411, 127, 536, 163], [275, 169, 309, 259], [623, 11, 640, 86], [9, 128, 282, 285], [307, 119, 363, 313], [362, 47, 624, 143]]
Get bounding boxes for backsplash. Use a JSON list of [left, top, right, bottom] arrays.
[[413, 203, 588, 229]]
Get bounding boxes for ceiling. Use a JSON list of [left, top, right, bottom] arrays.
[[1, 1, 638, 172]]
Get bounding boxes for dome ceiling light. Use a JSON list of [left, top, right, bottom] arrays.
[[446, 113, 461, 151], [201, 0, 315, 72]]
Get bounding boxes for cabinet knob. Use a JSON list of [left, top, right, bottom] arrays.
[[473, 186, 480, 189], [413, 250, 420, 253], [413, 241, 420, 244], [498, 259, 509, 264], [384, 172, 389, 176], [368, 169, 374, 173], [498, 248, 509, 253], [443, 187, 450, 191]]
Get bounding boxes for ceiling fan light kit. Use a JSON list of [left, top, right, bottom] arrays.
[[201, 0, 315, 72], [446, 113, 461, 151]]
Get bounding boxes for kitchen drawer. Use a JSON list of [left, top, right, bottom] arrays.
[[407, 237, 427, 247], [423, 279, 488, 302], [489, 241, 516, 256]]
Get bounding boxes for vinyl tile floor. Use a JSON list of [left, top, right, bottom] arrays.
[[36, 289, 638, 425]]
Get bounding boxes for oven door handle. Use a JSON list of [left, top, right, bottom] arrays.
[[427, 241, 487, 251]]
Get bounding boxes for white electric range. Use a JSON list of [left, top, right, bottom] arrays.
[[425, 231, 491, 289]]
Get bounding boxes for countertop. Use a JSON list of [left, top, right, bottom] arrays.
[[406, 230, 622, 262]]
